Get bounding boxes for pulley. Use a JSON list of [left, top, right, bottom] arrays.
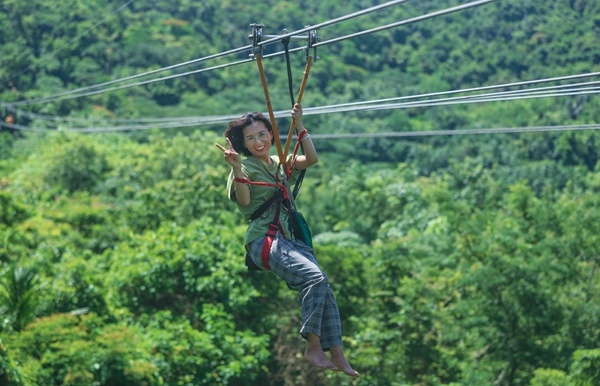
[[305, 27, 319, 62], [248, 23, 265, 57], [248, 23, 320, 61]]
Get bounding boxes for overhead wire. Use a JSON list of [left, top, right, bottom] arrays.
[[5, 0, 411, 108], [254, 0, 411, 49], [7, 45, 253, 107], [5, 0, 496, 108], [3, 0, 597, 139], [8, 70, 599, 131], [309, 72, 600, 112], [314, 0, 497, 48], [12, 77, 600, 133], [308, 72, 600, 108], [9, 71, 600, 126], [307, 82, 600, 115], [1, 46, 306, 111], [310, 124, 600, 139], [4, 118, 599, 139], [9, 70, 600, 127]]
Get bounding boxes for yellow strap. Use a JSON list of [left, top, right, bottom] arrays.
[[256, 54, 285, 163], [283, 56, 313, 160]]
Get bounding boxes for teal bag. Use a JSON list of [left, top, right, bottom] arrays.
[[291, 209, 313, 248]]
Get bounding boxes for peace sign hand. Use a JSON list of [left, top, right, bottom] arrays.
[[215, 138, 242, 169]]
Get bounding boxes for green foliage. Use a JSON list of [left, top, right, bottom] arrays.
[[0, 265, 41, 332], [0, 336, 23, 386], [0, 131, 597, 386], [0, 132, 16, 162], [0, 192, 30, 229], [529, 368, 569, 386], [138, 308, 271, 386], [105, 218, 257, 318], [6, 132, 110, 197], [5, 313, 162, 386], [570, 349, 600, 386], [44, 137, 110, 194], [1, 1, 600, 385]]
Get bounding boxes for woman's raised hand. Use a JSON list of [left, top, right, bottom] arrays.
[[291, 103, 303, 130], [215, 137, 242, 169]]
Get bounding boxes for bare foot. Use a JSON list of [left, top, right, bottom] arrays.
[[330, 346, 360, 377], [304, 348, 338, 370], [304, 334, 338, 371]]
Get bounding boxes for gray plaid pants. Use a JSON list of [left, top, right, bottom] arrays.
[[247, 232, 342, 350]]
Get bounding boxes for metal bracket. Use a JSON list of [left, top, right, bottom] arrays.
[[248, 23, 320, 61], [249, 23, 265, 58], [306, 27, 319, 62]]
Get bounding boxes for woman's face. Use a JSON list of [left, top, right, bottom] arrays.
[[242, 121, 272, 160]]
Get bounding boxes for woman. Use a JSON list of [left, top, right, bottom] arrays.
[[215, 104, 359, 377]]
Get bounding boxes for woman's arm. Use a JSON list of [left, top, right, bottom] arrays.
[[215, 139, 251, 206], [231, 167, 251, 206], [290, 103, 318, 170]]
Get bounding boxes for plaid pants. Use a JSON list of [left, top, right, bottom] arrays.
[[248, 232, 342, 350]]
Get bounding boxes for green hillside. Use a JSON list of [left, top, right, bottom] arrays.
[[1, 1, 599, 385]]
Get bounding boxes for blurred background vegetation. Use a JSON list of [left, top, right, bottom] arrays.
[[1, 0, 599, 385]]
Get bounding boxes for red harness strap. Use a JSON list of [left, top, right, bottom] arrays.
[[286, 129, 308, 178], [233, 177, 280, 188], [260, 223, 279, 269], [233, 176, 288, 270]]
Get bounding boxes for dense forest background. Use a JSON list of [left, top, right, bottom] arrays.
[[1, 0, 600, 385]]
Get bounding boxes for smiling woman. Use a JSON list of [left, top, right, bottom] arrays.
[[214, 106, 359, 377], [222, 112, 275, 160]]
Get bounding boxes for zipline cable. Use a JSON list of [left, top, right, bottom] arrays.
[[1, 0, 589, 135], [4, 0, 497, 108], [8, 72, 600, 125], [253, 0, 411, 49], [6, 84, 600, 132], [309, 86, 600, 116], [9, 72, 600, 126], [8, 45, 254, 107], [310, 124, 600, 139], [308, 72, 600, 113], [13, 82, 600, 133], [314, 0, 497, 48], [4, 117, 599, 138], [3, 46, 306, 107], [10, 72, 600, 131], [8, 0, 496, 109], [6, 0, 411, 107], [307, 83, 600, 115]]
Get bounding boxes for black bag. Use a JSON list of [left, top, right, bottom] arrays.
[[245, 251, 261, 270]]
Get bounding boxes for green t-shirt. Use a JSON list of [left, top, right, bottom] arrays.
[[227, 155, 299, 245]]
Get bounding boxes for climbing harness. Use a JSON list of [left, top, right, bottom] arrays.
[[233, 174, 288, 270], [240, 24, 319, 270]]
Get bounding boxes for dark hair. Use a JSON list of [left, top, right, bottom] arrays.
[[224, 112, 274, 157]]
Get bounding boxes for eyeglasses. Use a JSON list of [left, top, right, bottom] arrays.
[[244, 130, 270, 144]]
